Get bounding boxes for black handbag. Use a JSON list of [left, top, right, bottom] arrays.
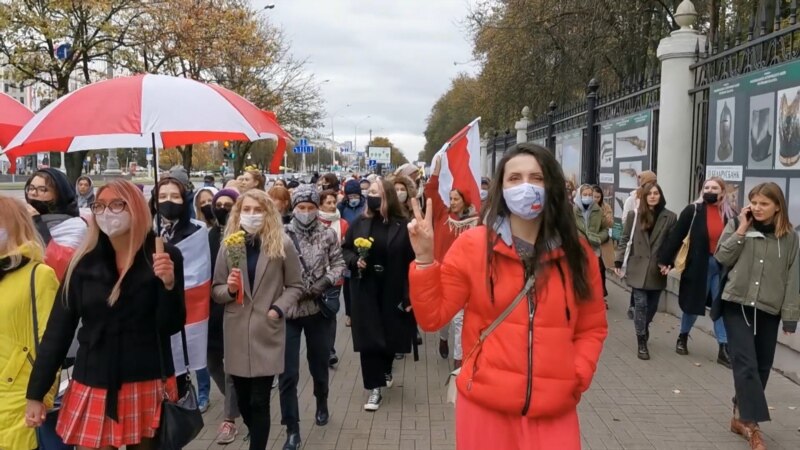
[[156, 328, 204, 449]]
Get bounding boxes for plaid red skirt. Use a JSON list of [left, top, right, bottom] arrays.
[[55, 377, 177, 448]]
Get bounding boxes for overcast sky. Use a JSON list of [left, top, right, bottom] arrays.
[[253, 0, 479, 162]]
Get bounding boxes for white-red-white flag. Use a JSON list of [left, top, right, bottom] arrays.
[[435, 117, 481, 211]]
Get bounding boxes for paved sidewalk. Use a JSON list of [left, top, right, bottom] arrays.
[[187, 282, 800, 449]]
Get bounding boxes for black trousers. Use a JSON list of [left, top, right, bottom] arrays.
[[343, 279, 352, 316], [360, 352, 394, 390], [722, 301, 781, 423], [279, 313, 331, 432], [207, 347, 240, 420], [231, 375, 274, 450]]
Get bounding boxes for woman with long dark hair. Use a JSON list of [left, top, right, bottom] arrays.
[[342, 178, 416, 411], [408, 144, 607, 449], [715, 183, 798, 449], [25, 180, 186, 449], [615, 182, 677, 360], [659, 177, 736, 367]]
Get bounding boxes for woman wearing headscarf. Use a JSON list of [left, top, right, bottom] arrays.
[[152, 177, 212, 411], [24, 169, 88, 280], [0, 196, 60, 450], [75, 176, 95, 210], [194, 186, 219, 228]]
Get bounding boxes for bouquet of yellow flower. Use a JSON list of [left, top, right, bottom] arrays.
[[354, 237, 374, 278], [223, 231, 247, 304]]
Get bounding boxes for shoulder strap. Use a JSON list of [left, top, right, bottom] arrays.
[[30, 263, 41, 351], [462, 274, 536, 365], [286, 229, 310, 274]]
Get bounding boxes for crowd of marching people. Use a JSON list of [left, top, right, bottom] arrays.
[[0, 142, 797, 450]]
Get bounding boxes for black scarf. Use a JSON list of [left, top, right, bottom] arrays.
[[753, 220, 776, 235]]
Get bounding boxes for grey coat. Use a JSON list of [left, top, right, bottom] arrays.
[[211, 236, 304, 378], [616, 208, 677, 290]]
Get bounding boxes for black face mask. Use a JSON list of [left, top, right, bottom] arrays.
[[702, 193, 719, 204], [367, 196, 382, 212], [200, 204, 215, 222], [28, 199, 55, 215], [214, 208, 230, 226], [158, 201, 184, 221]]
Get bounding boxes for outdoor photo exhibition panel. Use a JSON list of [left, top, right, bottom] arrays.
[[706, 60, 800, 230], [597, 110, 654, 239]]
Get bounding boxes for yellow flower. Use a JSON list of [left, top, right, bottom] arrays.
[[223, 230, 246, 247], [354, 237, 374, 250]]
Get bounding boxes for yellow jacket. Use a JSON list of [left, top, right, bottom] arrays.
[[0, 245, 59, 450]]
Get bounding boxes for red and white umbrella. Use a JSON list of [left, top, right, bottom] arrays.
[[2, 74, 290, 164], [0, 92, 34, 149]]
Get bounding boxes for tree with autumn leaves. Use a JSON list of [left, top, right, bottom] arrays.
[[0, 0, 324, 182]]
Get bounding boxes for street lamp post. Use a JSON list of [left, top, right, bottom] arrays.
[[354, 115, 371, 171], [326, 103, 351, 171]]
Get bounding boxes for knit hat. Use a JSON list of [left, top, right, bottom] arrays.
[[344, 179, 361, 196], [168, 165, 191, 189], [639, 170, 657, 186], [213, 188, 239, 205], [291, 184, 320, 209], [395, 163, 418, 179]]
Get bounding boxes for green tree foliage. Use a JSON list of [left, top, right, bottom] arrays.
[[419, 74, 482, 164]]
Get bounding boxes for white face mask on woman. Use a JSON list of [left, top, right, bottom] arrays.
[[95, 211, 132, 237], [239, 214, 264, 234], [502, 183, 546, 220], [396, 191, 408, 203]]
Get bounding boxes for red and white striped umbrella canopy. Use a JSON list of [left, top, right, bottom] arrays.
[[0, 92, 34, 149], [2, 74, 288, 159]]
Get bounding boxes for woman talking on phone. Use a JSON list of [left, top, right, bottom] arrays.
[[714, 182, 798, 450], [408, 144, 607, 449]]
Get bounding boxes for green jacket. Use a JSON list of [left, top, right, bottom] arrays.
[[573, 203, 609, 248], [715, 220, 800, 326]]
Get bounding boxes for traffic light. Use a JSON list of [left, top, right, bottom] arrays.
[[222, 140, 235, 160]]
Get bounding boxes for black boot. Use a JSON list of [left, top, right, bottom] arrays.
[[315, 396, 330, 426], [717, 343, 731, 369], [676, 333, 689, 355], [283, 430, 301, 450], [637, 335, 650, 360]]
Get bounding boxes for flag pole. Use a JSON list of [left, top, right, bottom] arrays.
[[152, 132, 164, 253]]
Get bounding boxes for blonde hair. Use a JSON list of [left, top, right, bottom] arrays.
[[0, 195, 45, 268], [748, 182, 793, 238], [63, 180, 152, 306], [225, 190, 286, 259]]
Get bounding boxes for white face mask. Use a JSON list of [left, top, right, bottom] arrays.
[[502, 183, 546, 220], [0, 227, 8, 248], [361, 189, 369, 197], [396, 191, 408, 203], [239, 213, 264, 234], [95, 211, 132, 237], [581, 196, 593, 206], [480, 189, 489, 201], [293, 210, 317, 227]]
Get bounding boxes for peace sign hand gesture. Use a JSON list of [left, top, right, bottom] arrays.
[[408, 198, 435, 264]]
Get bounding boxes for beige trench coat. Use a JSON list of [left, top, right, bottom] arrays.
[[212, 236, 303, 378]]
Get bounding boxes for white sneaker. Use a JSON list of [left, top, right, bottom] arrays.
[[364, 388, 382, 411], [384, 373, 394, 388], [216, 421, 238, 445]]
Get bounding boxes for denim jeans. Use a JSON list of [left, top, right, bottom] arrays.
[[196, 367, 211, 404], [679, 255, 728, 344]]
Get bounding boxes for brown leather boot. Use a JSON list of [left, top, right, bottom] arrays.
[[742, 423, 766, 450], [730, 400, 747, 436]]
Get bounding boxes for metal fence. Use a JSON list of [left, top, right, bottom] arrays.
[[488, 72, 660, 184]]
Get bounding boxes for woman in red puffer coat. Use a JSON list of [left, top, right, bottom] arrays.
[[409, 144, 607, 449]]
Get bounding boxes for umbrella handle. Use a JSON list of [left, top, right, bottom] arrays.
[[154, 235, 165, 254]]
